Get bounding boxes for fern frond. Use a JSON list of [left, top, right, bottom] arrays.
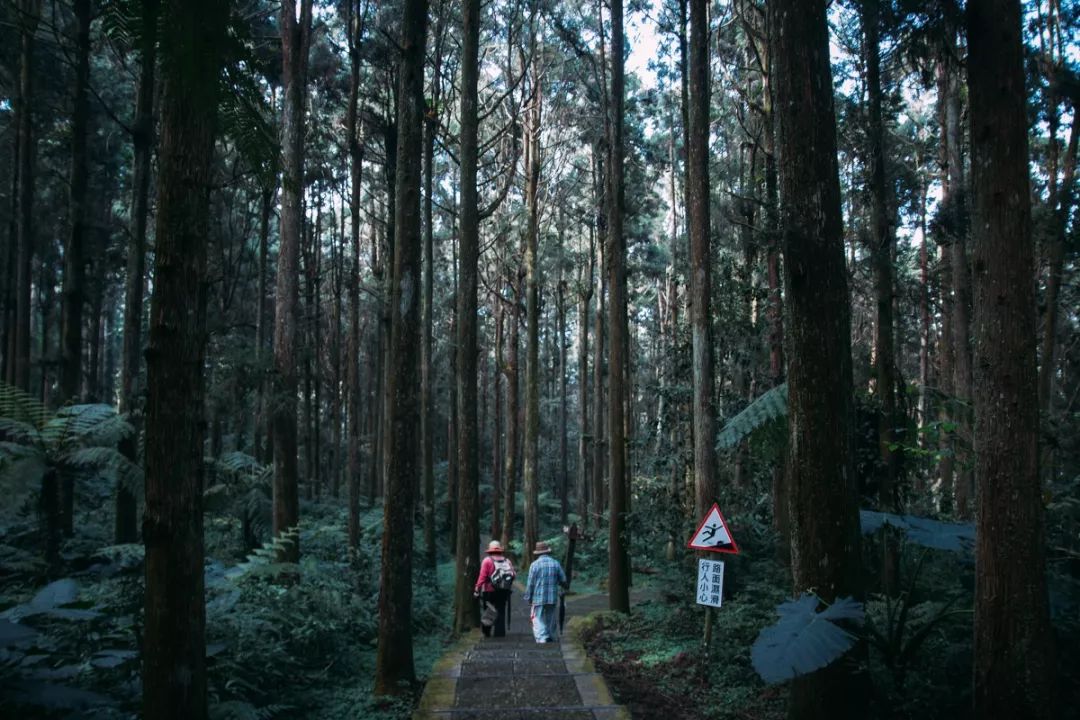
[[716, 382, 789, 449], [78, 413, 135, 447], [60, 447, 144, 494], [43, 405, 122, 448], [0, 417, 44, 447], [225, 526, 300, 580], [219, 65, 279, 186], [99, 0, 143, 52], [0, 381, 50, 429]]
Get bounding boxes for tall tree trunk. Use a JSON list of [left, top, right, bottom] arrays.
[[368, 215, 384, 507], [763, 56, 788, 560], [688, 0, 715, 523], [374, 0, 427, 693], [2, 128, 16, 384], [346, 0, 364, 550], [380, 130, 398, 501], [56, 0, 92, 541], [607, 0, 630, 614], [492, 296, 504, 540], [687, 0, 715, 637], [454, 0, 482, 632], [142, 1, 229, 716], [558, 240, 568, 526], [61, 0, 91, 406], [945, 48, 974, 520], [1038, 111, 1078, 416], [935, 56, 955, 512], [272, 0, 313, 564], [591, 144, 607, 531], [863, 0, 899, 591], [523, 53, 543, 569], [117, 0, 159, 544], [501, 268, 519, 548], [300, 212, 316, 499], [13, 0, 41, 393], [331, 213, 343, 499], [422, 7, 443, 571], [917, 172, 930, 438], [255, 186, 273, 463], [967, 1, 1057, 715], [772, 0, 866, 716], [577, 261, 592, 525]]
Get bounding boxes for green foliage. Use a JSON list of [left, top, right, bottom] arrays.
[[0, 383, 141, 532], [716, 383, 788, 450], [580, 557, 791, 720]]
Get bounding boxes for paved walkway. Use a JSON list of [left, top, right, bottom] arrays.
[[413, 589, 630, 720]]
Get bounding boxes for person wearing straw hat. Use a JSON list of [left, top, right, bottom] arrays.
[[474, 540, 515, 637], [523, 541, 567, 643]]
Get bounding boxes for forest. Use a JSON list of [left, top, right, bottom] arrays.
[[0, 0, 1078, 718]]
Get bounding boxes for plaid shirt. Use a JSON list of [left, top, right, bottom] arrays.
[[523, 554, 566, 606]]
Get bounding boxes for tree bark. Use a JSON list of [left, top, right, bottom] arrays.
[[591, 142, 607, 531], [454, 0, 482, 632], [117, 0, 159, 544], [272, 0, 314, 564], [13, 0, 41, 393], [772, 0, 866, 716], [346, 13, 364, 549], [492, 296, 504, 540], [142, 1, 229, 716], [523, 49, 543, 569], [60, 0, 91, 406], [945, 51, 974, 520], [688, 0, 715, 522], [862, 0, 899, 591], [422, 4, 444, 572], [577, 258, 592, 524], [967, 1, 1057, 715], [346, 0, 367, 553], [374, 0, 427, 693], [255, 186, 274, 463], [606, 0, 630, 614], [1038, 111, 1079, 416], [500, 268, 519, 549], [558, 234, 569, 526]]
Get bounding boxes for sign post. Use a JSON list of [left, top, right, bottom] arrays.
[[687, 503, 738, 651]]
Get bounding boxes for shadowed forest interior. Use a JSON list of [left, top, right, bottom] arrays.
[[0, 0, 1079, 718]]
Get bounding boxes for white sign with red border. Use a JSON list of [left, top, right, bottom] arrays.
[[687, 502, 739, 554]]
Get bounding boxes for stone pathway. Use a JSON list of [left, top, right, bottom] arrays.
[[413, 589, 630, 720]]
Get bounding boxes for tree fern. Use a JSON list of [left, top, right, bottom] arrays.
[[716, 382, 789, 449], [0, 383, 141, 507]]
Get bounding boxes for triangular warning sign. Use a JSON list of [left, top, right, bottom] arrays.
[[687, 503, 739, 554]]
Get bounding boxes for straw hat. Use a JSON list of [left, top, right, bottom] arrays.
[[533, 541, 552, 555], [485, 540, 505, 554]]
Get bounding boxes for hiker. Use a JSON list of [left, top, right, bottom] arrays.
[[473, 540, 515, 638], [523, 541, 567, 643]]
